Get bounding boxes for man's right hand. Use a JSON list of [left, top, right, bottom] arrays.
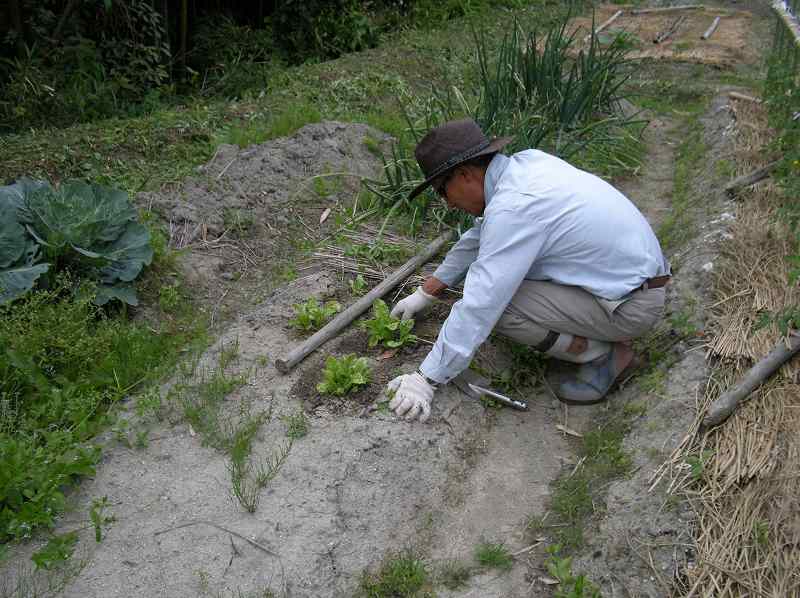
[[390, 287, 436, 321]]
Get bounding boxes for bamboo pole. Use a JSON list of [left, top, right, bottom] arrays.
[[701, 16, 721, 40], [583, 10, 623, 43], [702, 333, 800, 428], [275, 230, 455, 373]]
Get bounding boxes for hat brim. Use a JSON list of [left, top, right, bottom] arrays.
[[408, 136, 514, 200]]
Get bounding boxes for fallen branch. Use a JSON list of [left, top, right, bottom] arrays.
[[702, 333, 800, 428], [583, 10, 623, 43], [724, 160, 781, 196], [654, 15, 687, 44], [632, 5, 704, 15], [701, 16, 721, 40], [276, 230, 454, 373]]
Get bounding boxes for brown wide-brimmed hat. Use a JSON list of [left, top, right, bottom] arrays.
[[409, 118, 513, 199]]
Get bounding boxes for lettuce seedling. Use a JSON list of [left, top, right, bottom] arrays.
[[316, 354, 371, 396], [289, 297, 341, 332], [361, 299, 417, 349]]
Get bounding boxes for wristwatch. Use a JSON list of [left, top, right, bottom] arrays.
[[417, 370, 440, 389]]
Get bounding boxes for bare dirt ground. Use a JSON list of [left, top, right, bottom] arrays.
[[0, 6, 771, 596]]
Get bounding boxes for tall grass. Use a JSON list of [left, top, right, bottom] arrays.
[[366, 10, 644, 234]]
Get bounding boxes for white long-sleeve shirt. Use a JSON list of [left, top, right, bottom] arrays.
[[418, 150, 668, 384]]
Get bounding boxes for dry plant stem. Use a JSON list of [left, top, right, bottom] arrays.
[[724, 160, 781, 196], [275, 230, 454, 373], [154, 520, 280, 557], [701, 16, 721, 40], [631, 4, 704, 14], [702, 333, 800, 428], [583, 10, 622, 43]]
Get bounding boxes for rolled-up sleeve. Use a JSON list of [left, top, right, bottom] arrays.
[[432, 221, 482, 286], [420, 204, 545, 383]]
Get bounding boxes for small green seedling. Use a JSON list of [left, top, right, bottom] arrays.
[[290, 297, 341, 332], [283, 410, 308, 439], [361, 299, 417, 349], [545, 544, 601, 598], [317, 354, 371, 396], [475, 542, 513, 570], [349, 273, 368, 296]]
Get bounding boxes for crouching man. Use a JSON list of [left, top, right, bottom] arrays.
[[386, 119, 669, 422]]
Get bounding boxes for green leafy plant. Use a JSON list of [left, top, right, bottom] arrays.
[[545, 545, 601, 598], [289, 297, 341, 332], [0, 178, 153, 306], [361, 299, 417, 349], [349, 273, 368, 296], [317, 354, 371, 396], [283, 411, 309, 439], [31, 531, 79, 570]]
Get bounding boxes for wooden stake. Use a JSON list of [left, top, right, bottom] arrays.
[[728, 91, 762, 103], [702, 333, 800, 428], [701, 16, 721, 40], [724, 160, 781, 197], [583, 10, 623, 43], [275, 230, 455, 373], [654, 15, 687, 44]]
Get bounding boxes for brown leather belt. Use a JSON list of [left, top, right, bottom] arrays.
[[638, 275, 671, 291]]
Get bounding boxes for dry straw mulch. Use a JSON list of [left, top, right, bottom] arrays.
[[654, 97, 800, 596], [568, 4, 757, 67]]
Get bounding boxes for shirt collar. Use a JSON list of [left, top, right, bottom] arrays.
[[483, 153, 510, 210]]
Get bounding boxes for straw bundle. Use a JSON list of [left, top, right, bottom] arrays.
[[660, 97, 800, 596]]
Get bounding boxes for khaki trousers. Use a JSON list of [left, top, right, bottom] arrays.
[[495, 280, 665, 346]]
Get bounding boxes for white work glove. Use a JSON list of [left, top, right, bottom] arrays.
[[386, 372, 436, 422], [390, 287, 436, 321]]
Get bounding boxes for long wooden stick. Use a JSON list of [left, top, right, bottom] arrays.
[[703, 333, 800, 428], [728, 91, 761, 103], [632, 5, 704, 15], [724, 160, 781, 196], [583, 10, 623, 43], [701, 16, 721, 40], [275, 230, 455, 373]]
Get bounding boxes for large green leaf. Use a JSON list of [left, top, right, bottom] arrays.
[[17, 179, 137, 251], [0, 263, 50, 305], [95, 222, 154, 283], [94, 284, 139, 307], [0, 203, 27, 268]]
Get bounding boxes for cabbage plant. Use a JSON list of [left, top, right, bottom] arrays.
[[0, 178, 153, 305]]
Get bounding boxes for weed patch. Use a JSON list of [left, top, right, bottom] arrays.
[[475, 542, 513, 570], [545, 417, 633, 551], [657, 117, 707, 252], [359, 553, 431, 598]]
